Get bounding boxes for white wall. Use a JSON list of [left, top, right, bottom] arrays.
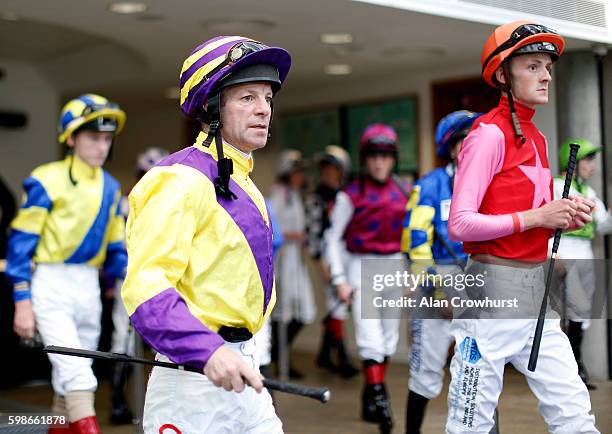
[[0, 59, 59, 198], [103, 100, 185, 191], [0, 64, 184, 200]]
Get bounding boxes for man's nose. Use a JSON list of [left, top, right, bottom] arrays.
[[255, 97, 271, 115], [97, 140, 112, 150]]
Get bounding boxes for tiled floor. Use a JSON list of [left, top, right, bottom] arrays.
[[276, 349, 611, 433], [1, 342, 610, 433]]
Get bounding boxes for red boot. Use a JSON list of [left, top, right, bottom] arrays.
[[69, 416, 100, 434]]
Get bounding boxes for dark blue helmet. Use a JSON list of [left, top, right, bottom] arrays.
[[435, 110, 480, 160]]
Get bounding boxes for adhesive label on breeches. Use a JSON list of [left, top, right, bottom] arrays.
[[458, 336, 482, 428], [410, 320, 423, 371], [460, 336, 481, 364]]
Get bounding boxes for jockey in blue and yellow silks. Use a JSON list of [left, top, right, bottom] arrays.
[[401, 110, 483, 434], [6, 93, 127, 434]]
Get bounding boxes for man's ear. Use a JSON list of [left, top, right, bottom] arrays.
[[495, 67, 506, 86], [66, 134, 76, 149]]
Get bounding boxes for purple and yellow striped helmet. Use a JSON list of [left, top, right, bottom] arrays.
[[179, 36, 291, 119]]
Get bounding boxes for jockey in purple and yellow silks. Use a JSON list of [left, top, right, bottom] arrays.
[[121, 36, 291, 434]]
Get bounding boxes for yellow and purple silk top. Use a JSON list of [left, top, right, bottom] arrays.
[[6, 155, 126, 300], [121, 132, 276, 370]]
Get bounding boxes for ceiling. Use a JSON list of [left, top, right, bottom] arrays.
[[0, 0, 598, 103]]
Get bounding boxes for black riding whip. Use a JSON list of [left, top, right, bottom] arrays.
[[528, 143, 580, 371], [42, 345, 331, 403]]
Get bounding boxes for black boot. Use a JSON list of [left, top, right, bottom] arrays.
[[336, 338, 359, 379], [362, 383, 379, 422], [316, 328, 336, 372], [405, 390, 429, 434], [287, 320, 304, 379], [577, 360, 596, 390], [567, 320, 597, 390], [287, 319, 304, 344], [272, 320, 305, 379], [110, 362, 133, 425], [362, 383, 393, 433]]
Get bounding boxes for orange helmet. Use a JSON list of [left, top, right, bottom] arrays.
[[481, 20, 565, 87]]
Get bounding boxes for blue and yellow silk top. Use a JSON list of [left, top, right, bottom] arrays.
[[7, 155, 127, 300]]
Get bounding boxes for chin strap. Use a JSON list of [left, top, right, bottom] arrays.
[[575, 173, 587, 195], [501, 62, 526, 147], [268, 101, 274, 139], [201, 94, 237, 200], [67, 149, 78, 186], [449, 162, 457, 194]]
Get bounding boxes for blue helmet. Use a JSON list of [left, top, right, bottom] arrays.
[[435, 110, 480, 160]]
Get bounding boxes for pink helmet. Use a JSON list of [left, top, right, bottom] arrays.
[[358, 123, 398, 157]]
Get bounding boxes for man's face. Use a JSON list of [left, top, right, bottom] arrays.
[[500, 53, 553, 108], [364, 152, 395, 183], [219, 82, 273, 153], [288, 169, 306, 189], [450, 138, 464, 165], [67, 130, 113, 167], [577, 155, 597, 180], [319, 163, 343, 189]]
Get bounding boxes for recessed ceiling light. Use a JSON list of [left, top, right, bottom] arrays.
[[321, 33, 353, 44], [1, 12, 19, 21], [324, 64, 352, 75], [164, 86, 180, 100], [108, 2, 148, 14]]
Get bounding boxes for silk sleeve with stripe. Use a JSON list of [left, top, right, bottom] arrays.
[[121, 169, 223, 371], [401, 183, 435, 275], [6, 176, 52, 289], [324, 191, 354, 286], [266, 199, 284, 257], [103, 191, 127, 280]]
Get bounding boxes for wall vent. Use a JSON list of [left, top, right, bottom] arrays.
[[460, 0, 607, 28]]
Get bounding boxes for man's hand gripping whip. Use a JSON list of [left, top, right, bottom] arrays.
[[528, 143, 580, 372], [43, 345, 331, 403]]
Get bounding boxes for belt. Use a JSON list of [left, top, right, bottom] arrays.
[[470, 254, 543, 269], [218, 326, 253, 343]]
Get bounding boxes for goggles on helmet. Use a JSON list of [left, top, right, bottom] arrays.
[[76, 102, 121, 132], [483, 24, 560, 69], [367, 135, 396, 146], [81, 101, 120, 115], [77, 115, 119, 133], [202, 41, 269, 83]]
